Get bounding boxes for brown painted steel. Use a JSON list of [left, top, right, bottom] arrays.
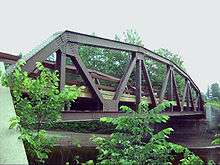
[[2, 30, 201, 94], [63, 31, 200, 93], [186, 83, 190, 110], [141, 60, 157, 107], [171, 70, 181, 111], [44, 60, 120, 83], [169, 67, 174, 111], [159, 66, 171, 102], [181, 80, 188, 111], [135, 58, 142, 109], [0, 52, 19, 64], [56, 50, 66, 90], [199, 94, 205, 112], [66, 45, 104, 109], [188, 83, 196, 111], [113, 54, 136, 102], [61, 110, 204, 121], [0, 30, 204, 113], [22, 37, 63, 73]]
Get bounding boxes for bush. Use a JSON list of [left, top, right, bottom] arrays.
[[41, 120, 115, 134], [92, 101, 204, 165], [2, 60, 81, 163]]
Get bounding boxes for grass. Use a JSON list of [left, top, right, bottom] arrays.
[[206, 100, 220, 109]]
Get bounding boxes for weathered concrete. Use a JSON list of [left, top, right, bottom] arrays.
[[0, 62, 28, 164]]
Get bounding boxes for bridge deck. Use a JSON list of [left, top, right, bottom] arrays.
[[80, 87, 150, 102], [61, 110, 205, 121]]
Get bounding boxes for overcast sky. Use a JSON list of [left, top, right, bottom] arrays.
[[0, 0, 219, 92]]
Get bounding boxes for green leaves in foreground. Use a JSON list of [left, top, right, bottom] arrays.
[[212, 134, 220, 145], [9, 116, 20, 129], [93, 101, 204, 165], [4, 60, 80, 163]]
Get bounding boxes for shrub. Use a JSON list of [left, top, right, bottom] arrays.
[[1, 60, 81, 163], [92, 101, 204, 165]]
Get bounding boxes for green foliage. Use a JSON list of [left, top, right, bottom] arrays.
[[208, 160, 216, 165], [82, 160, 95, 165], [77, 30, 186, 96], [41, 120, 115, 134], [206, 100, 220, 109], [212, 134, 220, 145], [154, 48, 185, 70], [121, 29, 143, 46], [78, 29, 143, 79], [93, 101, 204, 165], [2, 60, 81, 162], [20, 129, 56, 162], [78, 45, 129, 79], [208, 83, 220, 101], [9, 115, 55, 162], [2, 60, 81, 130], [146, 48, 185, 95], [179, 149, 203, 165]]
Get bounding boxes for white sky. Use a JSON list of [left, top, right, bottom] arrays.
[[0, 0, 219, 92]]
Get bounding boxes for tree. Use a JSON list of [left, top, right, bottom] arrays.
[[146, 48, 185, 95], [210, 83, 220, 100], [121, 29, 144, 46], [77, 30, 186, 97], [78, 29, 143, 79], [206, 85, 211, 99]]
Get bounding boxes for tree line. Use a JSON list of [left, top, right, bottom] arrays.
[[206, 82, 220, 101]]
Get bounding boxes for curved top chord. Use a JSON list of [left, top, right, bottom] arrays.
[[19, 30, 200, 93], [2, 30, 204, 113]]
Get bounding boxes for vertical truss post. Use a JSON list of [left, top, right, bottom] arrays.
[[198, 94, 205, 112], [171, 70, 181, 111], [194, 91, 204, 112], [159, 65, 171, 103], [135, 58, 142, 110], [186, 82, 190, 111], [56, 50, 66, 91], [181, 79, 188, 111], [168, 67, 174, 101], [141, 60, 157, 107], [168, 67, 174, 111], [195, 93, 199, 111], [188, 83, 196, 111]]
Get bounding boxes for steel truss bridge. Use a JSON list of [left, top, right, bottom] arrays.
[[0, 30, 205, 121]]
